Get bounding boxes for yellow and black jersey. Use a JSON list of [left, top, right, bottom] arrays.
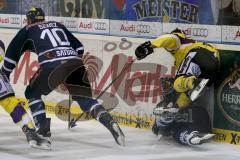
[[151, 34, 219, 68]]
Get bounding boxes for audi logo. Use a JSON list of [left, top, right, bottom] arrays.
[[64, 20, 77, 28], [191, 28, 208, 37], [94, 22, 107, 30], [136, 24, 150, 33], [10, 17, 20, 24]]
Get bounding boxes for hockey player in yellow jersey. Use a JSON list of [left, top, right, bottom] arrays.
[[135, 28, 220, 108], [135, 28, 219, 145], [0, 40, 48, 149]]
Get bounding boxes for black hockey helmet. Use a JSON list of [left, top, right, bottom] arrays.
[[26, 7, 45, 24], [170, 28, 186, 39]]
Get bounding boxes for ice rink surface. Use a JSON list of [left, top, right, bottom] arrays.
[[0, 112, 239, 160]]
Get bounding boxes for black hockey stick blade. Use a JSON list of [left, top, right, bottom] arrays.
[[190, 78, 209, 101], [69, 118, 77, 128], [69, 112, 93, 128]]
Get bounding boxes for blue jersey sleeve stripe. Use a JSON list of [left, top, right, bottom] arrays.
[[4, 57, 17, 65]]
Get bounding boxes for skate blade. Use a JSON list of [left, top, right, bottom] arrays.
[[190, 79, 209, 101], [191, 133, 215, 145], [112, 124, 126, 146], [199, 133, 215, 144], [29, 140, 52, 150]]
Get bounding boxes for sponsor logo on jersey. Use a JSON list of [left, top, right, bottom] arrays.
[[191, 64, 201, 77], [217, 76, 240, 126], [56, 49, 78, 57]]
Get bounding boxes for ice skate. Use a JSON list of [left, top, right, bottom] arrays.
[[186, 131, 215, 145], [36, 118, 52, 150], [109, 122, 125, 146], [22, 125, 51, 150], [36, 135, 51, 150]]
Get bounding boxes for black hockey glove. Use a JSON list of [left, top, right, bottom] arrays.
[[152, 120, 173, 137], [135, 41, 153, 60]]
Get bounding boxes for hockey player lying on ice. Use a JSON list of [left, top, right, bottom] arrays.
[[152, 78, 214, 145], [135, 28, 220, 145], [0, 40, 47, 149]]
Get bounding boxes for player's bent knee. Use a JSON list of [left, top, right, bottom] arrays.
[[25, 86, 41, 99]]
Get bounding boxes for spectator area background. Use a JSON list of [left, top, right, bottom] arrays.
[[0, 0, 240, 44]]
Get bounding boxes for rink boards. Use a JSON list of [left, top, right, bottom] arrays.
[[0, 29, 239, 145]]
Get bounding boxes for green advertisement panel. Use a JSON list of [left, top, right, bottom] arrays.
[[213, 49, 240, 145]]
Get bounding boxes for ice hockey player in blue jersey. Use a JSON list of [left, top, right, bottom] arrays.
[[2, 7, 125, 149]]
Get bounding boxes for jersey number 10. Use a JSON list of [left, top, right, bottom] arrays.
[[40, 28, 70, 47]]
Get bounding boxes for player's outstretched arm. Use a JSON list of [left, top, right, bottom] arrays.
[[135, 33, 181, 60]]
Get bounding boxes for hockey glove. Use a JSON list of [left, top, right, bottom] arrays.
[[152, 107, 175, 137], [135, 41, 153, 60], [152, 120, 172, 137]]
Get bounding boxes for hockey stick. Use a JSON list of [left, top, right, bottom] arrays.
[[189, 78, 209, 101], [68, 95, 73, 130], [69, 58, 136, 128]]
